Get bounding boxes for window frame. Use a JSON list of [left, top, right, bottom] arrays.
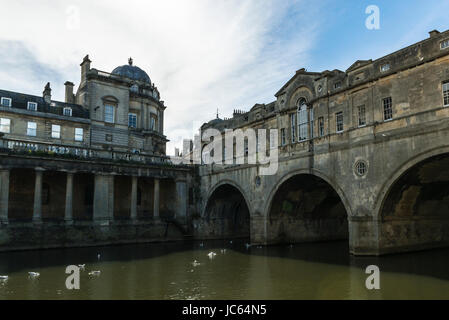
[[51, 124, 61, 139], [297, 98, 309, 142], [75, 128, 83, 142], [336, 112, 344, 133], [104, 104, 115, 123], [318, 116, 324, 137], [149, 115, 156, 131], [281, 128, 286, 146], [441, 39, 449, 50], [383, 97, 393, 121], [443, 82, 449, 107], [290, 113, 296, 143], [358, 105, 367, 127], [0, 118, 11, 133], [63, 107, 72, 117], [27, 101, 38, 111], [380, 63, 390, 72], [1, 97, 12, 107], [27, 121, 37, 136], [128, 113, 137, 128]]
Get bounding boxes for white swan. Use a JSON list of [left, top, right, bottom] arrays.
[[207, 252, 217, 259], [0, 275, 8, 280], [78, 264, 86, 270], [220, 249, 226, 254], [28, 272, 40, 278], [192, 260, 201, 267], [88, 270, 101, 276]]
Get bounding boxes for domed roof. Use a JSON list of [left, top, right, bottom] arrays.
[[111, 58, 151, 84]]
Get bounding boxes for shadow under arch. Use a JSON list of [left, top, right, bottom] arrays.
[[374, 145, 449, 220], [264, 168, 351, 245], [374, 146, 449, 253], [201, 180, 251, 240]]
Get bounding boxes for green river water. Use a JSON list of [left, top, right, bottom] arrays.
[[0, 240, 448, 300]]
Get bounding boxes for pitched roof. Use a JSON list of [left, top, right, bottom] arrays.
[[0, 89, 89, 118]]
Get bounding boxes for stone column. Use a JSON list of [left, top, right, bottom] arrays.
[[93, 173, 114, 225], [175, 178, 187, 223], [153, 178, 160, 219], [130, 176, 138, 221], [64, 172, 74, 224], [33, 168, 44, 224], [0, 169, 10, 225]]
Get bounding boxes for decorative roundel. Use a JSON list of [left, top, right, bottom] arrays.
[[355, 160, 368, 176]]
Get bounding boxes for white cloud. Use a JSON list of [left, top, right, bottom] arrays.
[[0, 0, 321, 154]]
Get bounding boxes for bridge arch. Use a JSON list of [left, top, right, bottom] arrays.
[[264, 169, 351, 244], [374, 146, 449, 219], [375, 146, 449, 252], [201, 180, 251, 239]]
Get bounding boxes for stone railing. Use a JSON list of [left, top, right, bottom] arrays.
[[0, 138, 171, 165]]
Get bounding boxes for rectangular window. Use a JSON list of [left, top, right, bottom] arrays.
[[75, 128, 83, 142], [149, 116, 156, 130], [281, 128, 286, 146], [443, 82, 449, 106], [27, 122, 37, 136], [298, 107, 308, 141], [128, 113, 137, 128], [336, 112, 344, 133], [0, 118, 10, 133], [334, 82, 341, 89], [310, 109, 314, 139], [318, 117, 324, 137], [383, 97, 393, 121], [381, 63, 390, 72], [441, 39, 449, 50], [358, 105, 366, 127], [51, 124, 61, 139], [104, 105, 115, 123], [290, 113, 296, 143], [1, 97, 12, 107], [63, 107, 72, 116], [27, 102, 37, 111]]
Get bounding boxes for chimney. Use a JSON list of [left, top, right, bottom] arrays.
[[80, 54, 91, 83], [429, 30, 440, 38], [43, 82, 51, 104], [64, 81, 75, 103]]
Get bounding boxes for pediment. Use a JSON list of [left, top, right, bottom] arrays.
[[346, 60, 372, 73]]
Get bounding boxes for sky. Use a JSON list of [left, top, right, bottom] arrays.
[[1, 0, 449, 155]]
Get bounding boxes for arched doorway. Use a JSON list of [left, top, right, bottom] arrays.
[[203, 183, 250, 239], [267, 174, 348, 244], [380, 153, 449, 252]]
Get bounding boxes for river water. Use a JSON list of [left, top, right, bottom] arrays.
[[0, 240, 448, 300]]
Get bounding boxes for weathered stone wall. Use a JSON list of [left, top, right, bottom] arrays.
[[0, 221, 184, 252]]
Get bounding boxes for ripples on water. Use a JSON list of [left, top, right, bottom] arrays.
[[0, 240, 448, 300]]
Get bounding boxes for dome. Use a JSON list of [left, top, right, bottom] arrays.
[[111, 58, 151, 84]]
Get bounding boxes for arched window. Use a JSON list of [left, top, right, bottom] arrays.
[[297, 98, 308, 141]]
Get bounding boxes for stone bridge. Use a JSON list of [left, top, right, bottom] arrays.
[[196, 112, 449, 255]]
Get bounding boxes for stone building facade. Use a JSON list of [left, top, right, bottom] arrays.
[[0, 56, 192, 251], [197, 29, 449, 255]]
